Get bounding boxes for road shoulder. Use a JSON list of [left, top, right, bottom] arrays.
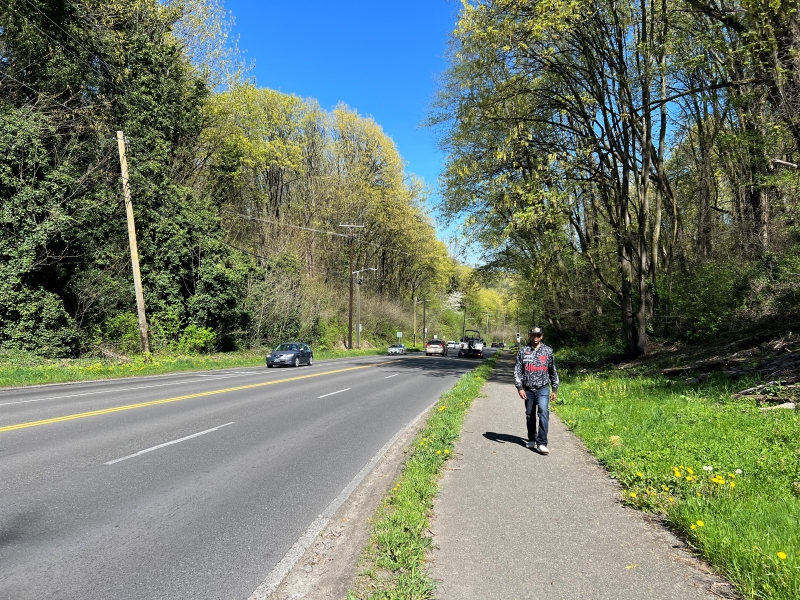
[[258, 403, 429, 600]]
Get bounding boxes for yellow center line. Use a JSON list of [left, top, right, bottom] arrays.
[[0, 358, 416, 434]]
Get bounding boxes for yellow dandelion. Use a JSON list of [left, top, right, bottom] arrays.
[[691, 524, 697, 530], [629, 492, 637, 498], [777, 552, 787, 560], [436, 450, 442, 455], [687, 467, 694, 475], [696, 520, 704, 527], [729, 481, 736, 488], [445, 449, 450, 454], [669, 497, 675, 503], [637, 472, 643, 477]]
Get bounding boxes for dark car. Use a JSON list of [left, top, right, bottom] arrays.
[[267, 343, 313, 367]]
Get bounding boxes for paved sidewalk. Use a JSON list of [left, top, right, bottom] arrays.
[[429, 353, 736, 600]]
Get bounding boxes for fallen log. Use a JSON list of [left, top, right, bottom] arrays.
[[732, 378, 800, 397]]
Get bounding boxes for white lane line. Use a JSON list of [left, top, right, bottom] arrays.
[[318, 388, 350, 398], [384, 374, 398, 379], [0, 374, 258, 408], [104, 422, 235, 465], [248, 400, 438, 600]]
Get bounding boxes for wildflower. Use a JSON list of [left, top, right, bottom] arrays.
[[669, 497, 675, 503], [609, 435, 621, 447], [777, 552, 787, 560], [729, 481, 736, 488], [728, 473, 735, 478], [702, 466, 713, 472], [696, 520, 704, 527], [629, 492, 637, 498], [735, 469, 742, 474], [436, 450, 442, 455], [691, 524, 697, 530], [687, 467, 694, 475], [445, 449, 450, 454], [637, 472, 643, 477]]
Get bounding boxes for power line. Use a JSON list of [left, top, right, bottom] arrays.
[[221, 209, 350, 238], [222, 209, 412, 257]]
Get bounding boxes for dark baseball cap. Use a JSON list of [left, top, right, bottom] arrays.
[[529, 327, 543, 336]]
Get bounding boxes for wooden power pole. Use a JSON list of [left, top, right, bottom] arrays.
[[116, 130, 150, 355], [339, 224, 364, 350]]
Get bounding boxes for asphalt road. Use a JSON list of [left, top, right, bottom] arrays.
[[0, 352, 485, 600]]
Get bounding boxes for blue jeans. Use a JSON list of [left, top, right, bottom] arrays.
[[524, 387, 550, 446]]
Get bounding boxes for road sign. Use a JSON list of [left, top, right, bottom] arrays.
[[516, 332, 521, 343], [397, 331, 402, 338]]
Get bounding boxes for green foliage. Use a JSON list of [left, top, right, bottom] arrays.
[[178, 324, 216, 354], [661, 262, 757, 341], [556, 372, 800, 599], [0, 284, 78, 358], [103, 313, 142, 355]]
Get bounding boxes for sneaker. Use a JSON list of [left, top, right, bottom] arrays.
[[526, 440, 538, 449], [537, 444, 549, 455]]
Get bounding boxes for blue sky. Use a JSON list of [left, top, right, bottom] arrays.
[[223, 0, 461, 239]]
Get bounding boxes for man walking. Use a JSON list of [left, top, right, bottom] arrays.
[[514, 326, 559, 454]]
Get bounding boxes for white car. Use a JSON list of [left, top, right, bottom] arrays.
[[388, 343, 407, 355], [446, 340, 458, 349]]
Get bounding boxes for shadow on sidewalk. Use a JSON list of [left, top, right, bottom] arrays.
[[487, 355, 516, 386], [483, 431, 527, 448]]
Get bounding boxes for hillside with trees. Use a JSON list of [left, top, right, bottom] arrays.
[[0, 0, 509, 359], [431, 0, 800, 357]]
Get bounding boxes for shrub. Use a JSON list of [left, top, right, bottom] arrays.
[[178, 324, 216, 354], [103, 313, 142, 355]]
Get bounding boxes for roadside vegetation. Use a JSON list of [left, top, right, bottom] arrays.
[[348, 352, 500, 599], [1, 0, 513, 364], [0, 347, 394, 388], [554, 341, 800, 600]]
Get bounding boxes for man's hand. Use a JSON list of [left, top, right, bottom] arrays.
[[518, 389, 526, 400], [550, 391, 557, 402]]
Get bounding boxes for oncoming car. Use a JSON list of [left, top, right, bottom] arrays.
[[388, 343, 407, 355], [425, 340, 447, 356], [266, 343, 313, 367]]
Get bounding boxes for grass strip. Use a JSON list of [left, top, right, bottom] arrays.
[[555, 369, 800, 600], [348, 352, 499, 600], [0, 348, 390, 388]]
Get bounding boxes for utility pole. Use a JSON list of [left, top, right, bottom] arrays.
[[503, 312, 506, 344], [339, 224, 364, 349], [423, 298, 428, 341], [353, 267, 376, 348], [116, 130, 150, 356], [483, 312, 491, 341], [413, 297, 426, 347], [462, 304, 467, 339]]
